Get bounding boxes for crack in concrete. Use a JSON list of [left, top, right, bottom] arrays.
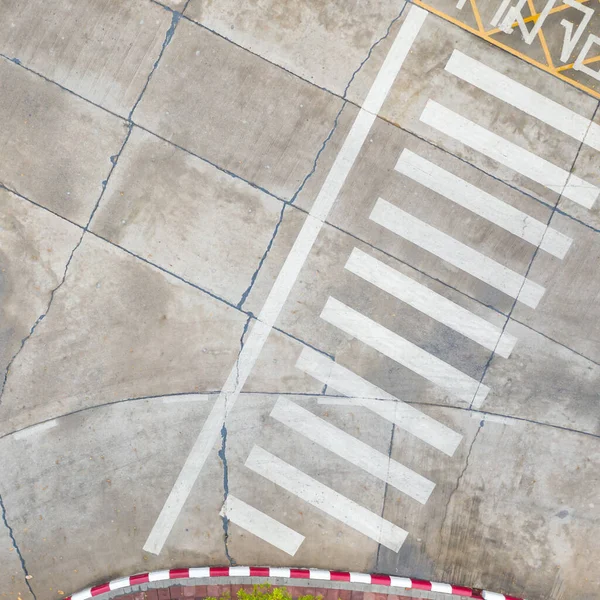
[[439, 422, 482, 534], [237, 203, 288, 309], [0, 123, 133, 408], [218, 421, 235, 566], [374, 419, 396, 569], [218, 314, 252, 565], [128, 7, 181, 121], [235, 2, 407, 315], [0, 491, 37, 600], [0, 231, 84, 406], [469, 100, 600, 410]]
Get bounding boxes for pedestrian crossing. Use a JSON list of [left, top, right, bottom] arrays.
[[420, 99, 599, 208], [217, 19, 597, 561], [395, 149, 573, 259], [370, 198, 547, 309]]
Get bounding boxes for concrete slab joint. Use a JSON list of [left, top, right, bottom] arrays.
[[0, 1, 599, 600]]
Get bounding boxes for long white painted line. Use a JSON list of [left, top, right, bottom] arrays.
[[420, 100, 599, 209], [143, 5, 428, 555], [13, 420, 58, 440], [395, 149, 572, 259], [445, 49, 600, 152], [370, 198, 545, 309], [271, 396, 435, 503], [321, 297, 489, 406], [245, 445, 408, 551], [220, 495, 305, 556], [345, 247, 517, 358], [296, 347, 462, 456]]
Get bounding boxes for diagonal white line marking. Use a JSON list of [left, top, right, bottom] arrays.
[[271, 396, 435, 503], [321, 297, 489, 405], [245, 445, 408, 551], [220, 494, 305, 556], [142, 5, 429, 555], [296, 346, 462, 456]]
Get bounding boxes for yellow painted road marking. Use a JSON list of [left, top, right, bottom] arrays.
[[413, 0, 600, 99]]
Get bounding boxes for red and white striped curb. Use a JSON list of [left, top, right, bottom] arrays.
[[64, 566, 524, 600]]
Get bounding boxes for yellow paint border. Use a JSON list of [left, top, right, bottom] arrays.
[[413, 0, 600, 99]]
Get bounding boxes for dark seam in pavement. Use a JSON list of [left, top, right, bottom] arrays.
[[511, 316, 600, 367], [0, 492, 37, 600], [0, 233, 83, 406], [323, 219, 509, 316], [218, 421, 235, 566], [152, 0, 346, 100], [0, 8, 183, 410], [469, 101, 600, 409], [218, 314, 251, 567], [271, 324, 336, 361], [4, 44, 599, 238], [235, 3, 407, 310], [0, 122, 134, 405], [0, 181, 84, 230], [133, 122, 286, 202], [237, 202, 288, 309], [89, 230, 241, 311], [407, 0, 600, 103], [0, 53, 128, 122], [128, 8, 181, 121], [374, 420, 396, 569], [6, 178, 599, 378], [439, 423, 481, 534], [2, 390, 598, 444]]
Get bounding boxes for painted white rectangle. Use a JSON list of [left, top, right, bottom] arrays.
[[395, 148, 572, 259], [271, 397, 435, 503], [420, 99, 599, 209], [109, 578, 131, 591], [321, 297, 488, 405], [309, 570, 331, 580], [445, 50, 600, 152], [346, 247, 517, 358], [148, 570, 170, 582], [269, 567, 291, 578], [482, 592, 506, 600], [71, 589, 92, 600], [143, 4, 428, 556], [14, 420, 57, 440], [221, 495, 304, 556], [431, 582, 454, 593], [389, 576, 412, 588], [370, 198, 545, 309], [229, 567, 251, 577], [296, 347, 462, 456], [188, 567, 211, 578], [246, 446, 408, 551], [350, 573, 372, 584]]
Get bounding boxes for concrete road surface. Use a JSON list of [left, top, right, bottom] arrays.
[[0, 1, 599, 600]]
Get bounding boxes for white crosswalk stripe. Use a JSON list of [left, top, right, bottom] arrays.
[[345, 247, 518, 358], [296, 347, 463, 457], [321, 296, 489, 406], [271, 396, 435, 503], [395, 149, 573, 259], [370, 198, 546, 309], [245, 445, 409, 552], [420, 99, 599, 209]]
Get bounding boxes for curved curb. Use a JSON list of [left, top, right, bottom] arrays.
[[64, 567, 524, 600]]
